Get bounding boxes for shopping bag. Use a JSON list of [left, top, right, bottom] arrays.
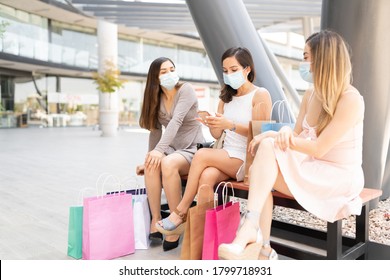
[[82, 174, 135, 260], [67, 188, 94, 259], [106, 176, 147, 196], [67, 205, 83, 259], [243, 120, 275, 184], [202, 182, 240, 260], [262, 100, 295, 132], [133, 193, 151, 249], [122, 176, 151, 250], [180, 184, 214, 260]]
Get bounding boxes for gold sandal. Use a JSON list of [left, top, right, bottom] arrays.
[[155, 209, 187, 236]]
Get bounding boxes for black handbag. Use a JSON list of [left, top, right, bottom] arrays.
[[196, 131, 226, 150], [196, 142, 215, 150]]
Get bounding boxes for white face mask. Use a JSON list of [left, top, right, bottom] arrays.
[[223, 69, 247, 90], [159, 71, 180, 90], [299, 62, 313, 83]]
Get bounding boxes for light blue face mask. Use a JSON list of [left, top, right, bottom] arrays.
[[223, 69, 247, 90], [159, 71, 180, 90], [299, 62, 313, 83]]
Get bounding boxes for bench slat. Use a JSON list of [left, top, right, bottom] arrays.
[[217, 179, 383, 260], [224, 180, 382, 205]]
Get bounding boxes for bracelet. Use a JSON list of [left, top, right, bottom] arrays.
[[230, 121, 236, 132]]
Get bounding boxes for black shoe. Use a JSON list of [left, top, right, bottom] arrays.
[[149, 231, 163, 242], [163, 237, 180, 251]]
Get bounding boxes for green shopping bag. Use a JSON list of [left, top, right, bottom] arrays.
[[67, 206, 83, 259], [67, 186, 96, 259]]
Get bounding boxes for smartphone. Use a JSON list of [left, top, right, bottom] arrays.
[[197, 110, 211, 122]]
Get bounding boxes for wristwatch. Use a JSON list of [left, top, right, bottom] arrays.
[[230, 121, 236, 132]]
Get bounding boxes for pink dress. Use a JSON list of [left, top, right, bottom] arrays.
[[274, 97, 365, 223]]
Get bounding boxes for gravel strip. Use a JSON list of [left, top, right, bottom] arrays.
[[271, 198, 390, 245]]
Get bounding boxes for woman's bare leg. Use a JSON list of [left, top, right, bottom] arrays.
[[158, 148, 242, 227], [144, 166, 162, 234], [197, 166, 230, 203], [231, 138, 280, 248], [259, 167, 292, 258], [160, 153, 190, 242]]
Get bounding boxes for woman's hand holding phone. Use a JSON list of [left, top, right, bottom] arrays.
[[197, 110, 211, 125]]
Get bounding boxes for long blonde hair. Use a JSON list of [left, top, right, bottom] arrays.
[[307, 30, 352, 135]]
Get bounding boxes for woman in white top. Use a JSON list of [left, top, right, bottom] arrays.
[[156, 47, 272, 241]]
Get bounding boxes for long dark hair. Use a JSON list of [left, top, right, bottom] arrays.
[[139, 57, 181, 130], [219, 47, 256, 103]]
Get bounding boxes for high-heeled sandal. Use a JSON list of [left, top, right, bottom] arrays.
[[259, 243, 278, 260], [155, 209, 187, 236], [163, 236, 180, 251], [148, 231, 163, 242], [218, 211, 263, 260]]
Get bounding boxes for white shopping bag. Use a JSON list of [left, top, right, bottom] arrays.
[[122, 177, 151, 250]]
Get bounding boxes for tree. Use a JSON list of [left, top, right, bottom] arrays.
[[92, 60, 127, 94]]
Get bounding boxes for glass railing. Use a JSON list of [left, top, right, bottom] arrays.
[[0, 31, 218, 82]]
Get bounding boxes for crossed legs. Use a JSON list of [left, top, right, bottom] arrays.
[[157, 148, 243, 233]]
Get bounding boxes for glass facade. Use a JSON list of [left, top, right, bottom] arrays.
[[0, 3, 217, 81], [0, 3, 218, 128], [50, 21, 97, 68], [0, 3, 306, 129]]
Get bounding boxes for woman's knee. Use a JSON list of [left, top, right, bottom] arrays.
[[160, 157, 179, 176], [192, 149, 209, 164], [199, 167, 219, 185], [260, 137, 274, 149], [254, 138, 274, 157], [144, 166, 161, 177]]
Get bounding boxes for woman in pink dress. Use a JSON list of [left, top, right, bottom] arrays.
[[218, 30, 365, 260]]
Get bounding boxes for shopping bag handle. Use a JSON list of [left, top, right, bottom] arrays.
[[214, 181, 236, 209], [76, 187, 96, 205], [121, 176, 143, 195], [269, 100, 293, 123], [95, 173, 121, 197]]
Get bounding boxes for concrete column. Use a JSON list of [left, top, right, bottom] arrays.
[[97, 20, 119, 136], [302, 16, 313, 40], [322, 0, 390, 199], [185, 0, 294, 122]]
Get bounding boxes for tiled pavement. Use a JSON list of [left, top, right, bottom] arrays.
[[0, 126, 183, 260], [0, 126, 291, 260]]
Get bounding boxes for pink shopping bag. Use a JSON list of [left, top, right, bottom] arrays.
[[202, 182, 240, 260], [82, 193, 135, 260]]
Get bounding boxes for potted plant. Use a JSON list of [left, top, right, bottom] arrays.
[[92, 60, 127, 136]]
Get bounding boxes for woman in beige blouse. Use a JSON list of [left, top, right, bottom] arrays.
[[137, 57, 204, 251]]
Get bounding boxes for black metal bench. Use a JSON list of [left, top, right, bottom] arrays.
[[219, 180, 382, 260]]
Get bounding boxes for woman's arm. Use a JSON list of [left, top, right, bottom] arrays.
[[207, 88, 273, 139], [148, 125, 162, 152], [290, 91, 364, 157], [206, 100, 225, 139], [293, 89, 311, 136], [252, 87, 272, 121], [144, 124, 163, 171], [153, 83, 197, 154], [249, 89, 309, 155]]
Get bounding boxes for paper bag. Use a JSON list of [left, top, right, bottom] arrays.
[[243, 120, 275, 184], [180, 184, 214, 260]]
